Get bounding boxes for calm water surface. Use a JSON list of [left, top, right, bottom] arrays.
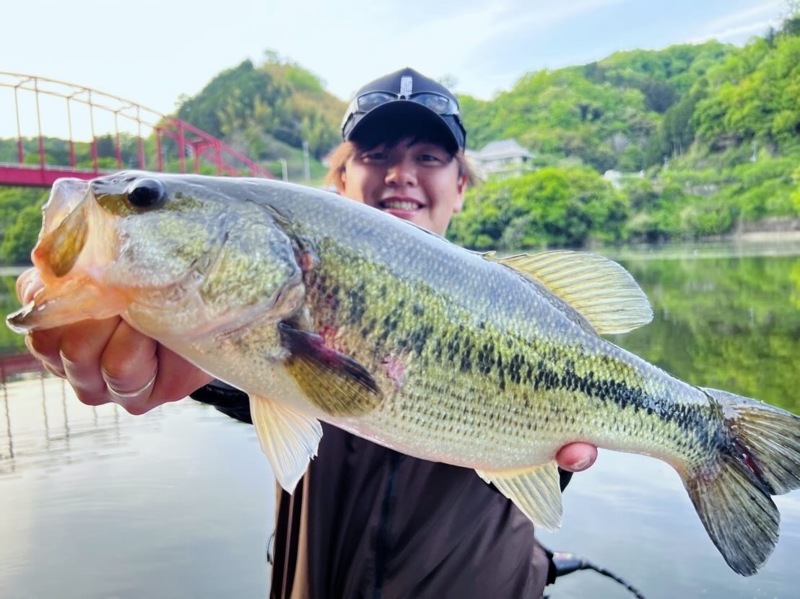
[[1, 241, 799, 598]]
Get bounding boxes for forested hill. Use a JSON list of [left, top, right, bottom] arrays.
[[458, 30, 800, 175], [176, 52, 346, 167], [460, 41, 733, 173], [169, 22, 800, 249], [174, 26, 798, 180], [171, 41, 742, 174]]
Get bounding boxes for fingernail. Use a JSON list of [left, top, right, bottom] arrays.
[[570, 456, 592, 471], [21, 277, 41, 303]]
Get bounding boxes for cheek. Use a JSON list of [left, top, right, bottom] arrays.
[[341, 167, 375, 202], [428, 176, 462, 209]]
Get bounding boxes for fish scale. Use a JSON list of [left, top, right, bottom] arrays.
[[6, 171, 800, 577]]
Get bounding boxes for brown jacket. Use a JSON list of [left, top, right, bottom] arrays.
[[192, 385, 556, 599]]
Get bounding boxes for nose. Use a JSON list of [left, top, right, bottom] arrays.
[[385, 156, 417, 187]]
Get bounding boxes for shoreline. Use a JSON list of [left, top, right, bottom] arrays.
[[732, 230, 800, 242]]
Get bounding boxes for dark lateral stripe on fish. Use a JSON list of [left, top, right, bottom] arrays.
[[304, 241, 714, 448]]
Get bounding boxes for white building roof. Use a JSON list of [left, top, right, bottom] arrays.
[[476, 139, 533, 161]]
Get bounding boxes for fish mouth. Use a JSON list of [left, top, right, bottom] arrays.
[[6, 177, 126, 333]]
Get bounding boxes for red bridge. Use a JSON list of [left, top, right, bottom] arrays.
[[0, 72, 272, 188]]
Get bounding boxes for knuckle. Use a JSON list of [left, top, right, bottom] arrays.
[[58, 333, 94, 365], [100, 358, 140, 385], [26, 331, 57, 360]]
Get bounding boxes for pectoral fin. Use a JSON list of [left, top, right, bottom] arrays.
[[249, 394, 323, 493], [477, 462, 563, 531], [278, 322, 383, 417]]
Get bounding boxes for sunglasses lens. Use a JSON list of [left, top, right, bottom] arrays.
[[356, 92, 396, 112], [413, 93, 453, 115]]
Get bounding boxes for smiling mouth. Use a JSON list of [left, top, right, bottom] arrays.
[[379, 199, 423, 211]]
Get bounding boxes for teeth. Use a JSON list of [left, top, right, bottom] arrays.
[[381, 201, 420, 211]]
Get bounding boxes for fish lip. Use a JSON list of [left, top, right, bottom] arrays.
[[42, 178, 92, 235]]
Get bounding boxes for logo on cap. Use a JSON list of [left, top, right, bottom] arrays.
[[400, 76, 413, 98]]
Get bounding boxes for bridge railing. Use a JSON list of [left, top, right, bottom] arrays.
[[0, 72, 273, 187]]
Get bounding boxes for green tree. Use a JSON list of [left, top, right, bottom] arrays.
[[0, 202, 43, 265], [449, 166, 627, 250]]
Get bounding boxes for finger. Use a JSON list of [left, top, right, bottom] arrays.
[[25, 328, 67, 378], [100, 321, 160, 415], [59, 317, 123, 406], [556, 443, 598, 472], [101, 323, 213, 415], [16, 268, 43, 303], [117, 346, 213, 415]]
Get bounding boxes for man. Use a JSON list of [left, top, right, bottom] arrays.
[[18, 67, 597, 598]]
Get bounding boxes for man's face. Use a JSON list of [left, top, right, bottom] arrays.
[[341, 137, 466, 236]]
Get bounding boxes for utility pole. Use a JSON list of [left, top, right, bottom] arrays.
[[302, 141, 310, 181], [278, 158, 288, 181]]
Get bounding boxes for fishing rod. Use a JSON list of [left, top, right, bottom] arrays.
[[548, 550, 647, 599]]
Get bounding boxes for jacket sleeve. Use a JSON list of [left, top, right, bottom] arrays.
[[190, 381, 252, 424]]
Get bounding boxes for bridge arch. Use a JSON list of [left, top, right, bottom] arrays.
[[0, 72, 272, 187]]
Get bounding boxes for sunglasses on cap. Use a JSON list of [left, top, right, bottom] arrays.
[[341, 90, 464, 140], [348, 90, 461, 117]]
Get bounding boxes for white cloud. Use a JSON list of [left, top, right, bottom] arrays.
[[690, 0, 784, 43]]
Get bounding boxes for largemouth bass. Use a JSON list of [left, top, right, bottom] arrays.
[[7, 172, 800, 576]]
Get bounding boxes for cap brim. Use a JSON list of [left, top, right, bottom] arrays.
[[346, 102, 463, 152]]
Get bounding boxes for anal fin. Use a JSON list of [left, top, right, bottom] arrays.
[[249, 394, 323, 493], [477, 462, 563, 531]]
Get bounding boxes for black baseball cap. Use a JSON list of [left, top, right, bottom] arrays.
[[340, 67, 467, 152]]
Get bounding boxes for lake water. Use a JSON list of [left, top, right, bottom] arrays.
[[1, 241, 799, 599]]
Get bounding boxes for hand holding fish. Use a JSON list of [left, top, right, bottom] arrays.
[[17, 267, 213, 414]]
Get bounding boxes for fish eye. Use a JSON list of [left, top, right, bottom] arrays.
[[127, 178, 166, 209]]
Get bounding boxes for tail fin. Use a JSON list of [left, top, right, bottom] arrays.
[[684, 387, 800, 576]]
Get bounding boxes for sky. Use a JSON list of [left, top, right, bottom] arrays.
[[0, 0, 789, 137]]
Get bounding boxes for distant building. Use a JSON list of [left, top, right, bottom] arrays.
[[603, 169, 622, 189], [469, 139, 533, 179]]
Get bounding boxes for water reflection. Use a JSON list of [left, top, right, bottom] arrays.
[[0, 369, 131, 478], [0, 361, 275, 599]]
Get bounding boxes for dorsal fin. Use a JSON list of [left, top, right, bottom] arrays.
[[496, 250, 653, 334]]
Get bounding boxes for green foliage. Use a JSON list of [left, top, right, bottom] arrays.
[[622, 180, 693, 242], [792, 164, 800, 211], [0, 187, 48, 265], [645, 84, 706, 165], [448, 166, 628, 250], [177, 52, 345, 161], [585, 42, 732, 96], [463, 41, 734, 174], [463, 67, 659, 172], [693, 35, 800, 149]]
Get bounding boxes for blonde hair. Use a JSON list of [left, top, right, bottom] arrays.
[[324, 141, 481, 193]]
